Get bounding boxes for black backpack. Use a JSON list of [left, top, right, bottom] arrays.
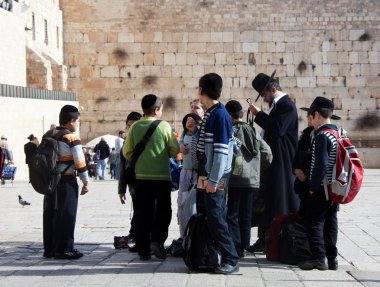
[[183, 214, 221, 272], [29, 129, 71, 195], [279, 219, 312, 265]]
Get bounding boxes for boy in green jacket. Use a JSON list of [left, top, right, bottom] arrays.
[[123, 94, 179, 260]]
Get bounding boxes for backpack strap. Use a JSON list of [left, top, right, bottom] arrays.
[[52, 129, 74, 173], [130, 120, 161, 165], [316, 127, 340, 201]]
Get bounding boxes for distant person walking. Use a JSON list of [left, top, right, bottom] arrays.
[[94, 138, 110, 180]]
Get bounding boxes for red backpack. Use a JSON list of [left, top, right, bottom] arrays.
[[320, 128, 364, 204]]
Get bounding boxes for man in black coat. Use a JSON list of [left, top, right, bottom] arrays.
[[24, 134, 38, 166], [247, 71, 299, 252]]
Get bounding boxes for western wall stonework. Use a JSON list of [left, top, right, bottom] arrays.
[[60, 0, 380, 166]]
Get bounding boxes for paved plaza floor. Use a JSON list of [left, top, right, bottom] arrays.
[[0, 170, 379, 287]]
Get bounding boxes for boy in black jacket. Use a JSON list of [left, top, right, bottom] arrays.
[[298, 97, 340, 271]]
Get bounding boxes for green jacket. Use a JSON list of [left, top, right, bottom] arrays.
[[123, 116, 179, 181], [229, 121, 273, 188]]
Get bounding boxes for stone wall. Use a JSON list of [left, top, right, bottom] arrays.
[[60, 0, 380, 166]]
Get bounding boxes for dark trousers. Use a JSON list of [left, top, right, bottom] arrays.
[[201, 188, 239, 266], [129, 193, 136, 237], [305, 188, 338, 260], [134, 180, 172, 256], [227, 187, 254, 250], [43, 175, 79, 254]]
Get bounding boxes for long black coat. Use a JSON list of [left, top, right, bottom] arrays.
[[254, 95, 300, 225]]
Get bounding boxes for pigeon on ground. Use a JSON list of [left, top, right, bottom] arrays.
[[18, 195, 31, 207]]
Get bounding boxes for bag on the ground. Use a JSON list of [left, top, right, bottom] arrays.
[[265, 213, 300, 261], [113, 235, 129, 249], [320, 128, 364, 204], [183, 214, 221, 272], [29, 130, 71, 195], [279, 219, 312, 265]]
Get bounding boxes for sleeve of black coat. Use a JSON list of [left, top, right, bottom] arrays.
[[254, 101, 296, 138]]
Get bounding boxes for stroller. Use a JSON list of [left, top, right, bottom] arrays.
[[1, 165, 17, 185]]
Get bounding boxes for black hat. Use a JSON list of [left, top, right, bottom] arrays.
[[300, 97, 341, 120], [27, 134, 34, 140], [225, 100, 243, 114], [252, 70, 276, 102]]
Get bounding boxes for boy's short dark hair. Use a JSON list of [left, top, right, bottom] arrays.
[[199, 73, 223, 100], [126, 111, 142, 122], [141, 94, 162, 115], [310, 107, 333, 119], [59, 105, 80, 125], [225, 100, 244, 120]]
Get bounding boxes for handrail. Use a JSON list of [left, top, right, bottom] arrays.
[[0, 83, 76, 101]]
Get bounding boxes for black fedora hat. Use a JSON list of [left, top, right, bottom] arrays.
[[252, 70, 276, 102], [300, 97, 341, 120]]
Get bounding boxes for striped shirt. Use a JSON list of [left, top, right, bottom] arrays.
[[310, 124, 338, 192], [196, 102, 233, 187], [54, 128, 89, 185]]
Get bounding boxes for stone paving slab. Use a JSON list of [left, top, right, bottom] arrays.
[[0, 170, 380, 286]]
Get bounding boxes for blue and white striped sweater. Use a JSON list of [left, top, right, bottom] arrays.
[[197, 103, 233, 186]]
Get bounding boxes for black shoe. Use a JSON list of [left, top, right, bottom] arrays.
[[215, 263, 239, 274], [236, 247, 245, 258], [328, 257, 338, 270], [129, 245, 138, 253], [150, 242, 167, 260], [54, 249, 83, 260], [299, 258, 328, 270], [139, 254, 151, 261], [43, 251, 54, 258], [246, 239, 265, 253]]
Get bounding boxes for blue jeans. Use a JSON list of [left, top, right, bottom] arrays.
[[227, 187, 254, 250], [200, 187, 239, 266], [96, 159, 107, 179]]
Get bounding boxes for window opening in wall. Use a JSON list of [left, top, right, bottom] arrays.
[[44, 19, 48, 45], [56, 26, 59, 48], [32, 13, 35, 40]]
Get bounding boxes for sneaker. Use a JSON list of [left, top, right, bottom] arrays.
[[298, 258, 328, 271], [150, 242, 167, 260], [54, 249, 83, 260], [236, 247, 245, 258], [215, 263, 239, 274], [328, 257, 338, 270]]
